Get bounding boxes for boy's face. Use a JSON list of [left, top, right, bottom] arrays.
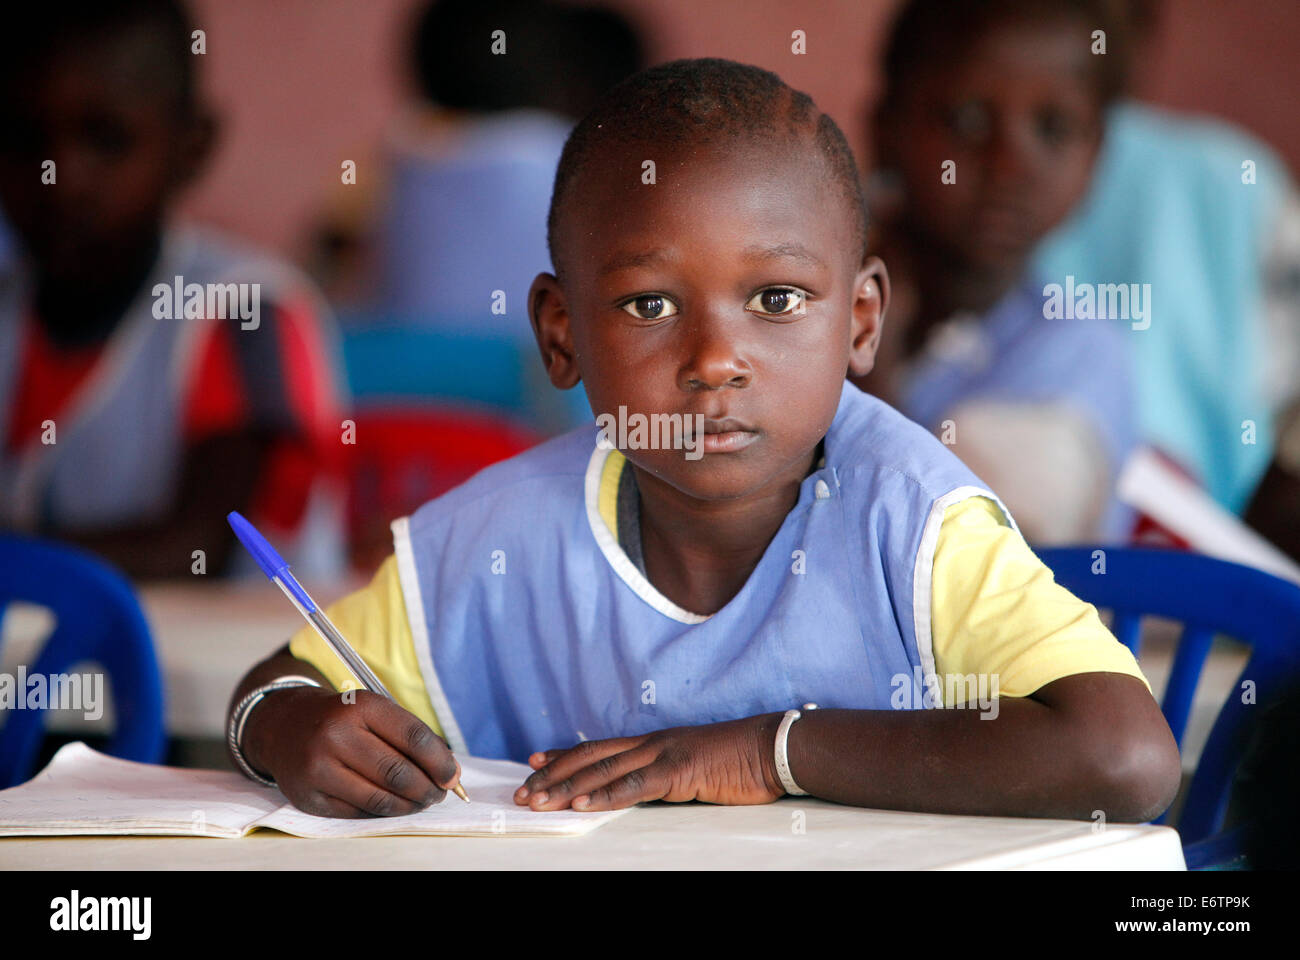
[[879, 17, 1103, 272], [0, 29, 209, 287], [531, 139, 885, 503]]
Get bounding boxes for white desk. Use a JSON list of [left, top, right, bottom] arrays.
[[0, 797, 1186, 870]]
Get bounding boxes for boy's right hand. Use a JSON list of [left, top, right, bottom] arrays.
[[242, 686, 462, 818]]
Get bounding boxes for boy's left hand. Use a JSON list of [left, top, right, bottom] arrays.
[[514, 714, 787, 810]]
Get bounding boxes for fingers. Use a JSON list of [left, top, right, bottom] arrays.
[[281, 751, 434, 819], [293, 792, 369, 819], [282, 694, 461, 818], [342, 728, 448, 807], [322, 760, 435, 817], [571, 765, 667, 811], [308, 724, 445, 816], [528, 750, 561, 769], [525, 748, 653, 810], [516, 738, 630, 803], [359, 694, 462, 792], [515, 736, 651, 809]]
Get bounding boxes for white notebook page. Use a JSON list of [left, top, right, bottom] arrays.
[[0, 743, 631, 838], [256, 754, 631, 837]]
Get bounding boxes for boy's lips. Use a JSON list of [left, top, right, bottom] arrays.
[[696, 417, 759, 454]]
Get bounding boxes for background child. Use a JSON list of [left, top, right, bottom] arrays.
[[1033, 2, 1300, 561], [229, 59, 1178, 824], [0, 0, 347, 578], [854, 0, 1138, 545]]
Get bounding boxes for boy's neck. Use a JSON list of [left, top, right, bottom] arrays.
[[34, 230, 164, 350], [629, 443, 821, 615]]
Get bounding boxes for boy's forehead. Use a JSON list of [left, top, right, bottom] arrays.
[[971, 17, 1093, 71], [911, 16, 1095, 96], [28, 25, 182, 111], [562, 137, 849, 258]]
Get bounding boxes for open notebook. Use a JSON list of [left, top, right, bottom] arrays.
[[0, 742, 632, 838]]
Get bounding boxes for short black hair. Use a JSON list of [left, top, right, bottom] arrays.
[[411, 0, 644, 119], [880, 0, 1136, 110], [546, 58, 869, 283], [412, 0, 565, 113], [0, 0, 198, 120]]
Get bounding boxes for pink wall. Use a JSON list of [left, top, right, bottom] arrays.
[[179, 0, 1300, 259]]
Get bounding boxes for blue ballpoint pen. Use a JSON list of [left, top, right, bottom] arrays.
[[227, 510, 469, 801]]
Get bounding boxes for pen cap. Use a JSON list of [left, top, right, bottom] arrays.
[[226, 511, 317, 612]]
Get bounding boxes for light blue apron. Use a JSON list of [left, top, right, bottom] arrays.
[[391, 381, 1012, 760]]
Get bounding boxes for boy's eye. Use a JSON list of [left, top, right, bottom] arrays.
[[620, 294, 678, 320], [1035, 107, 1075, 147], [945, 101, 991, 143], [745, 287, 806, 317], [82, 114, 134, 160]]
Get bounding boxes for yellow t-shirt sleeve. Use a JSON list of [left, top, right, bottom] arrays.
[[930, 496, 1151, 703], [287, 553, 443, 737]]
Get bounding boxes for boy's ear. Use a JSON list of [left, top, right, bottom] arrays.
[[847, 256, 889, 379], [529, 272, 582, 389]]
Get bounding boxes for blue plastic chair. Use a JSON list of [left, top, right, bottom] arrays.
[[337, 314, 592, 435], [0, 536, 165, 787], [1036, 546, 1300, 868]]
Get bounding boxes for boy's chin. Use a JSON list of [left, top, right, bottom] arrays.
[[634, 452, 788, 504]]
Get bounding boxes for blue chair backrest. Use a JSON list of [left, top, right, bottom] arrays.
[[0, 536, 165, 787], [1036, 546, 1300, 849], [342, 322, 531, 409], [337, 315, 593, 435]]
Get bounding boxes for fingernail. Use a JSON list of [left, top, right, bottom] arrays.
[[515, 786, 528, 800], [532, 790, 549, 805], [573, 795, 590, 810]]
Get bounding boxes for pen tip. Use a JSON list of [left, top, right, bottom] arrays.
[[452, 783, 471, 803]]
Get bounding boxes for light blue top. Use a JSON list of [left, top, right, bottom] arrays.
[[390, 381, 1009, 761], [899, 279, 1137, 540], [1033, 101, 1286, 512], [373, 109, 572, 343]]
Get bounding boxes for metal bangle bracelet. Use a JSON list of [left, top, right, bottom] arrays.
[[227, 676, 322, 787], [774, 703, 818, 796]]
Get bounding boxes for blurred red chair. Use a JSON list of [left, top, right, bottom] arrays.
[[344, 404, 541, 572]]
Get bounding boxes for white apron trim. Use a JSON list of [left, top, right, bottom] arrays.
[[7, 308, 165, 529], [4, 230, 199, 529], [911, 485, 1017, 708], [390, 515, 469, 755], [583, 440, 710, 625]]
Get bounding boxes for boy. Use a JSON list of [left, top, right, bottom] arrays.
[[231, 59, 1179, 822], [0, 0, 345, 578], [854, 0, 1138, 544]]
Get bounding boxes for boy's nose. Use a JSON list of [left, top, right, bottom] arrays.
[[45, 143, 102, 212], [984, 122, 1037, 188], [678, 327, 752, 391]]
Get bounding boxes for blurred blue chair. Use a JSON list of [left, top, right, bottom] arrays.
[[0, 536, 165, 787], [1037, 546, 1300, 869], [338, 316, 591, 436]]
